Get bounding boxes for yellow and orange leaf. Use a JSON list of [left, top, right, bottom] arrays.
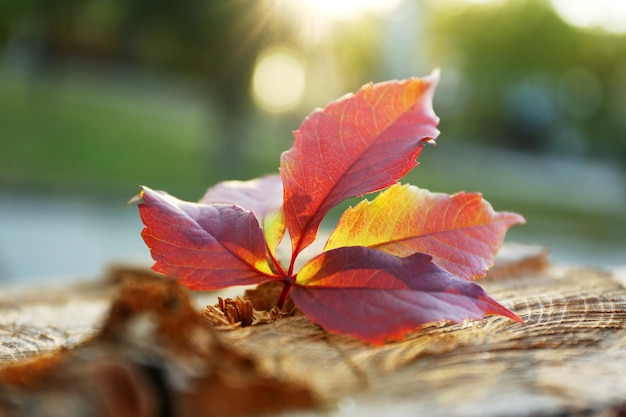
[[325, 184, 525, 280]]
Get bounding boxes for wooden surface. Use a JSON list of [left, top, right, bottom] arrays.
[[2, 245, 626, 416]]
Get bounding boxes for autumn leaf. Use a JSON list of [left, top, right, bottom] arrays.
[[325, 184, 525, 280], [135, 71, 525, 344], [199, 175, 286, 257], [200, 175, 283, 226], [281, 70, 440, 266], [138, 186, 280, 290], [292, 247, 521, 344]]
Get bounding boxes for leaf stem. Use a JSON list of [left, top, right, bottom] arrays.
[[287, 239, 304, 276], [267, 243, 288, 277], [288, 257, 296, 277], [276, 281, 292, 310]]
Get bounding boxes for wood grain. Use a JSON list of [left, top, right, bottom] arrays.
[[2, 245, 626, 416], [217, 267, 626, 416], [0, 282, 113, 362]]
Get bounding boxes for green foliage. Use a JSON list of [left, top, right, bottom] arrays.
[[0, 71, 208, 197], [1, 0, 625, 195], [429, 0, 626, 161]]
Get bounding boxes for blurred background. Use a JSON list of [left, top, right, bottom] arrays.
[[1, 0, 625, 287]]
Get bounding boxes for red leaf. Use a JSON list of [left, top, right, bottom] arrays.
[[138, 186, 279, 290], [325, 184, 525, 280], [199, 175, 286, 256], [292, 246, 521, 344], [280, 70, 440, 262], [199, 175, 283, 224]]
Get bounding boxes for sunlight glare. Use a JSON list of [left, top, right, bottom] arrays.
[[462, 0, 505, 4], [251, 46, 306, 114], [428, 0, 506, 7], [300, 0, 404, 21], [550, 0, 626, 34]]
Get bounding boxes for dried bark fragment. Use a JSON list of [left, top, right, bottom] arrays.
[[203, 296, 287, 329], [0, 273, 316, 417]]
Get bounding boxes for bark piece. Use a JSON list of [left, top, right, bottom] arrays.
[[0, 274, 315, 417]]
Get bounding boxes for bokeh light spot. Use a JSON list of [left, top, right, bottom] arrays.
[[550, 0, 626, 34], [251, 46, 306, 114]]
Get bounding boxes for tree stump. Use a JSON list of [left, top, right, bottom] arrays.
[[1, 244, 626, 416]]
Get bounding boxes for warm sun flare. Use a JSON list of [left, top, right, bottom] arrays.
[[299, 0, 404, 21]]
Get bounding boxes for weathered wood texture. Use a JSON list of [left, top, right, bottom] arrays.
[[223, 267, 626, 416], [2, 245, 626, 416]]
